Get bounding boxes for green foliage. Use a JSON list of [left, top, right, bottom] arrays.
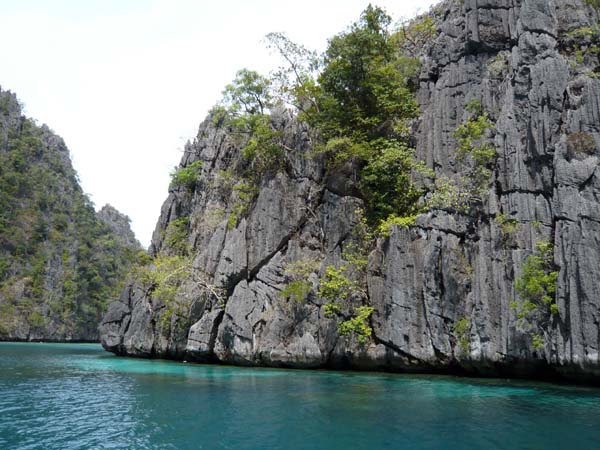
[[359, 140, 423, 225], [265, 32, 321, 113], [240, 114, 284, 178], [134, 254, 192, 332], [513, 240, 559, 326], [323, 302, 341, 318], [377, 214, 417, 237], [222, 69, 272, 115], [442, 103, 497, 206], [338, 306, 374, 344], [284, 258, 321, 280], [310, 5, 418, 143], [318, 265, 354, 303], [562, 23, 600, 71], [341, 210, 374, 273], [314, 137, 371, 168], [227, 181, 259, 230], [516, 241, 558, 307], [164, 217, 190, 255], [292, 6, 425, 230], [531, 333, 544, 351], [170, 160, 203, 190], [209, 68, 285, 217], [280, 280, 313, 303], [426, 176, 471, 212], [453, 317, 470, 353], [496, 214, 519, 235], [565, 26, 598, 40], [511, 299, 538, 320], [280, 257, 320, 302], [27, 309, 46, 329], [318, 263, 374, 344], [0, 103, 142, 336], [585, 0, 600, 10], [393, 15, 437, 58], [454, 112, 495, 165], [487, 52, 510, 78]]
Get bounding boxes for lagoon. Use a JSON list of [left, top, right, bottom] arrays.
[[1, 342, 600, 449]]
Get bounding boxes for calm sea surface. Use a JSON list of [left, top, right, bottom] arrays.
[[1, 342, 600, 449]]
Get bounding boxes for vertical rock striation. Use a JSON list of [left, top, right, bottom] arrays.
[[101, 0, 600, 382]]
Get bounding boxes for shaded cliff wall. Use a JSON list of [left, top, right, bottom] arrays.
[[0, 88, 142, 341], [101, 0, 600, 381]]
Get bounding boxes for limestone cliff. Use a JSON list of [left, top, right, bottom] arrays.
[[0, 88, 142, 341], [101, 0, 600, 382]]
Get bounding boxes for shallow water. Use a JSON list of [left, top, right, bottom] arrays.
[[1, 343, 599, 449]]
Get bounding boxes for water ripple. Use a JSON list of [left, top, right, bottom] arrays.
[[1, 343, 600, 450]]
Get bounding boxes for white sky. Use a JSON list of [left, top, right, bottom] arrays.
[[0, 0, 437, 247]]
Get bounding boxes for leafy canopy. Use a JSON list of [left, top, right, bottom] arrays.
[[309, 4, 418, 143], [222, 69, 272, 116]]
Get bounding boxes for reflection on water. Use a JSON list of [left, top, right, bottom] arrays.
[[1, 342, 600, 450]]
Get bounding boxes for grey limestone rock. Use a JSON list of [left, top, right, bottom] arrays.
[[101, 0, 600, 382]]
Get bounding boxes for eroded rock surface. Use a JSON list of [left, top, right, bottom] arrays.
[[101, 0, 600, 382]]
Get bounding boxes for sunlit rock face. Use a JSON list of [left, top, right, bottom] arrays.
[[101, 0, 600, 382]]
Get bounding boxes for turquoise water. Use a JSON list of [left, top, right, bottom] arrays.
[[1, 343, 600, 449]]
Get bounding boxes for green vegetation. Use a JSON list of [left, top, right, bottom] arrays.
[[487, 51, 510, 78], [164, 217, 190, 255], [531, 333, 544, 351], [319, 265, 356, 305], [511, 240, 559, 351], [170, 160, 203, 190], [427, 100, 496, 213], [566, 26, 599, 40], [495, 213, 519, 235], [216, 70, 282, 180], [585, 0, 600, 10], [280, 280, 312, 303], [208, 69, 285, 229], [266, 5, 431, 231], [222, 68, 272, 115], [316, 209, 375, 344], [227, 181, 259, 230], [0, 96, 141, 337], [308, 5, 418, 144], [453, 317, 471, 354], [280, 258, 320, 302], [338, 306, 375, 344], [319, 264, 374, 344], [377, 214, 417, 237], [453, 101, 496, 201], [394, 15, 437, 58], [307, 6, 425, 228], [514, 241, 559, 317], [561, 20, 600, 76], [134, 255, 193, 331]]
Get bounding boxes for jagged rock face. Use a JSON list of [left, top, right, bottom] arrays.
[[101, 0, 600, 382], [0, 88, 141, 342], [97, 205, 141, 250]]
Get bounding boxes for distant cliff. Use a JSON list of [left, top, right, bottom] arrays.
[[101, 0, 600, 382], [0, 89, 142, 341]]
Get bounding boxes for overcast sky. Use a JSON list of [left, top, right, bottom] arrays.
[[0, 0, 437, 247]]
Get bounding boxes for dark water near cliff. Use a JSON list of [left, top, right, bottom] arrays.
[[1, 343, 600, 450]]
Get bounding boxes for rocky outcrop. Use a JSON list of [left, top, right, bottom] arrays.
[[97, 204, 141, 250], [0, 88, 141, 342], [101, 0, 600, 382]]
